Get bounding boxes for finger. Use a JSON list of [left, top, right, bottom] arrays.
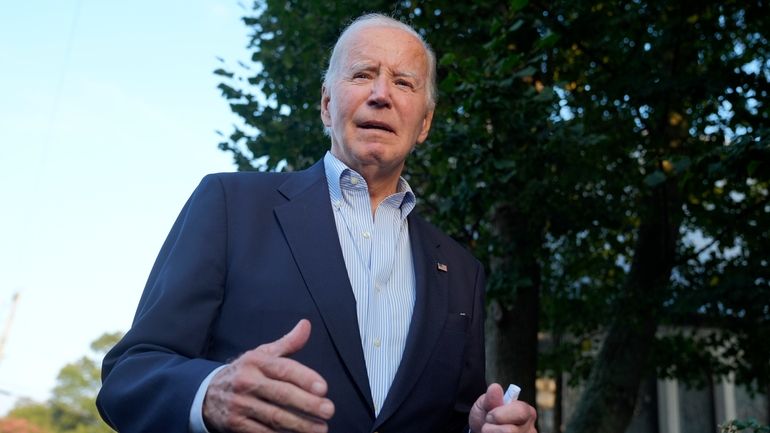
[[206, 378, 332, 432], [259, 319, 312, 358], [222, 416, 274, 433], [481, 425, 515, 433], [247, 396, 329, 433], [258, 355, 331, 398], [486, 401, 537, 426], [203, 389, 275, 433], [246, 370, 335, 421], [255, 320, 329, 397], [481, 424, 534, 433], [483, 383, 505, 412], [209, 391, 324, 433]]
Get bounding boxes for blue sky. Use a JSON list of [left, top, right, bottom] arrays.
[[0, 0, 257, 412]]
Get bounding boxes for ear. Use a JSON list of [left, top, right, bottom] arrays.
[[416, 109, 434, 144], [321, 85, 332, 127]]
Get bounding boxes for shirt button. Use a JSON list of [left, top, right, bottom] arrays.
[[375, 283, 382, 292], [373, 338, 381, 348], [350, 177, 359, 185], [362, 231, 371, 239]]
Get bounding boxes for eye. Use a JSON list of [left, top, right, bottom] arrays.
[[352, 71, 372, 80], [395, 79, 415, 89]]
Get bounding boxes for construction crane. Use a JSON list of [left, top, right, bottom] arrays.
[[0, 292, 20, 362]]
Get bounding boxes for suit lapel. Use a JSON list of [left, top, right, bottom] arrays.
[[374, 214, 448, 426], [273, 162, 374, 412]]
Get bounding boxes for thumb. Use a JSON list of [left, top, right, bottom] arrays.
[[259, 319, 312, 357], [483, 383, 505, 412]]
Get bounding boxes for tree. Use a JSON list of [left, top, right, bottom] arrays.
[[532, 2, 770, 432], [0, 417, 52, 433], [4, 332, 122, 433], [216, 1, 770, 432], [3, 399, 55, 433], [216, 0, 569, 407]]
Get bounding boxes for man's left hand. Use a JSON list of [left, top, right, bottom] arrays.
[[468, 383, 537, 433]]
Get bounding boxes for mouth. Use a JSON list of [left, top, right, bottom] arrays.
[[357, 120, 395, 134]]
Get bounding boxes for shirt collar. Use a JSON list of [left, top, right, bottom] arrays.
[[323, 151, 416, 217]]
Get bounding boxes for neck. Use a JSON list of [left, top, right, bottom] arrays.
[[364, 174, 400, 215], [366, 180, 397, 217], [328, 148, 406, 215]]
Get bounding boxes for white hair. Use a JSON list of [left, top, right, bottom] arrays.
[[322, 13, 438, 110]]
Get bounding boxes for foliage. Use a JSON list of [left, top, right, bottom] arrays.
[[721, 419, 770, 433], [532, 1, 770, 431], [2, 332, 122, 433], [216, 0, 580, 404], [537, 0, 770, 388], [216, 0, 770, 431], [3, 400, 55, 433], [0, 416, 52, 433]]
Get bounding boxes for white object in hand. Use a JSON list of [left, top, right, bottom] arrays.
[[503, 384, 521, 404]]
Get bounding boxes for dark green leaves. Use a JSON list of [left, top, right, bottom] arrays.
[[215, 2, 770, 429]]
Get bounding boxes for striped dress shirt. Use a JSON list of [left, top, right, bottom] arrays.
[[323, 151, 416, 416]]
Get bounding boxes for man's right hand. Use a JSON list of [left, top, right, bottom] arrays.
[[203, 319, 335, 433]]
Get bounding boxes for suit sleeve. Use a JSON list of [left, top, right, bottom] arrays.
[[97, 174, 229, 433]]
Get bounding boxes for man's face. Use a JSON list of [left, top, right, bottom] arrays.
[[321, 26, 434, 177]]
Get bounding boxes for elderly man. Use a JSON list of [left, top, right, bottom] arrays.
[[97, 13, 537, 433]]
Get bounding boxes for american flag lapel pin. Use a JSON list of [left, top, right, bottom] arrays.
[[437, 262, 448, 272]]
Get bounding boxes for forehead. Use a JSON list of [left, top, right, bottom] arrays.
[[339, 26, 428, 74]]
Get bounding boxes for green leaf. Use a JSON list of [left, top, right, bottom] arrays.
[[509, 19, 525, 32], [643, 170, 666, 187], [494, 159, 517, 170], [673, 156, 691, 173], [513, 65, 537, 78], [440, 72, 460, 93], [499, 54, 523, 72], [510, 0, 529, 12], [535, 32, 561, 49], [440, 52, 457, 66], [213, 68, 234, 78], [490, 17, 502, 34], [747, 160, 759, 176], [534, 86, 555, 101]]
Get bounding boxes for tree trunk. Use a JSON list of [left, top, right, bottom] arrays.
[[555, 335, 564, 433], [485, 283, 540, 405], [566, 182, 680, 433], [565, 316, 658, 433], [485, 204, 541, 406]]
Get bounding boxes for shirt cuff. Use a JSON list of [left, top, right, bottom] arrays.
[[189, 365, 227, 433]]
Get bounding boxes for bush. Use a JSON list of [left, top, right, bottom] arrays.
[[720, 419, 770, 433]]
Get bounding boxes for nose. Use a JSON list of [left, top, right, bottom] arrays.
[[367, 75, 392, 108]]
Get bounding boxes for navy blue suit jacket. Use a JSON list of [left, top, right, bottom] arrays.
[[97, 161, 487, 432]]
